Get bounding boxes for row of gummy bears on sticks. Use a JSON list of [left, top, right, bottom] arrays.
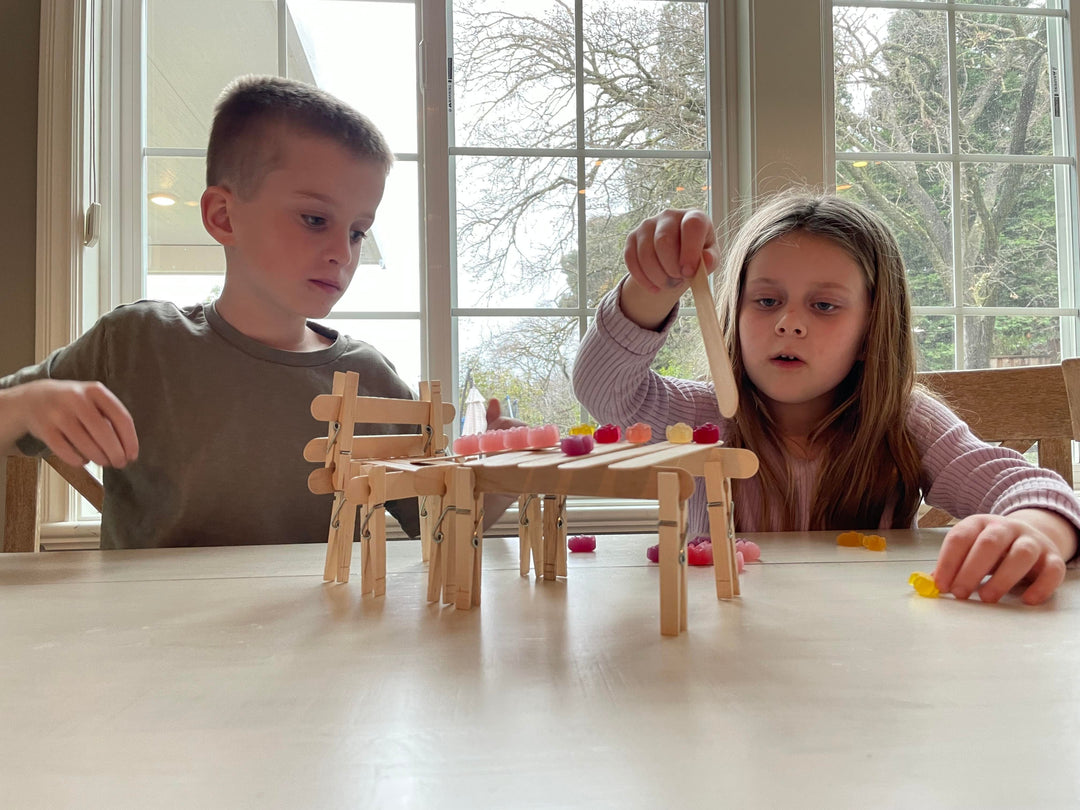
[[452, 421, 723, 457]]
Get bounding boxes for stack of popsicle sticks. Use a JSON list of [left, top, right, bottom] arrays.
[[304, 265, 759, 634]]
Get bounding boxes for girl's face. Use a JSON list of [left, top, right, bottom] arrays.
[[737, 230, 871, 435]]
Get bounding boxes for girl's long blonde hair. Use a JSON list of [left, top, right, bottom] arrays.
[[715, 191, 923, 529]]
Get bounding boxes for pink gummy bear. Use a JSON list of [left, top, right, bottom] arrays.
[[692, 422, 721, 444], [560, 435, 595, 456], [527, 424, 560, 448], [736, 550, 745, 573], [452, 434, 480, 455], [504, 425, 531, 450], [626, 422, 652, 444], [567, 535, 596, 552], [478, 430, 505, 453], [594, 424, 622, 443], [735, 538, 761, 562], [686, 540, 713, 566]]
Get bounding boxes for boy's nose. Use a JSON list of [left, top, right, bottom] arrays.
[[325, 230, 353, 264], [774, 311, 805, 336]]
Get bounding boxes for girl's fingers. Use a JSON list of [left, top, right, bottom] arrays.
[[625, 227, 665, 293], [944, 519, 1013, 599], [933, 516, 986, 591], [976, 535, 1041, 603], [652, 213, 688, 279], [679, 210, 718, 277], [1020, 555, 1067, 606]]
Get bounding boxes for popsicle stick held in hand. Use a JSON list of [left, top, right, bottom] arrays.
[[689, 261, 738, 417]]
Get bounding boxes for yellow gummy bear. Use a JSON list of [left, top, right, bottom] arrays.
[[568, 423, 595, 436], [836, 531, 863, 548], [665, 422, 693, 444], [861, 534, 887, 551], [908, 571, 940, 599]]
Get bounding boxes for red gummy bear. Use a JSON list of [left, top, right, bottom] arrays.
[[692, 422, 721, 444], [686, 540, 713, 566], [568, 535, 597, 552], [560, 435, 595, 456], [646, 544, 659, 563], [594, 424, 622, 443]]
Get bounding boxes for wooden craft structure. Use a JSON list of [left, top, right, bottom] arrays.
[[304, 264, 760, 635]]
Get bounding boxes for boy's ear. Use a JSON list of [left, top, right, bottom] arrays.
[[201, 186, 236, 246]]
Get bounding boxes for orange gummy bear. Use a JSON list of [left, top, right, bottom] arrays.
[[836, 531, 863, 548], [861, 534, 887, 551]]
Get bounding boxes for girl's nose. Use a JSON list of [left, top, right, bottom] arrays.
[[775, 311, 805, 336]]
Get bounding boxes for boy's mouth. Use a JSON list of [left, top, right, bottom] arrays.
[[310, 278, 342, 293]]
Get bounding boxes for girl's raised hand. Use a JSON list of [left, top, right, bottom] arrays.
[[933, 510, 1075, 605], [624, 209, 721, 294]]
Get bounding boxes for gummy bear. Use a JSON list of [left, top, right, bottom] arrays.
[[594, 424, 622, 443], [452, 434, 480, 456], [568, 423, 595, 436], [665, 422, 693, 443], [836, 531, 863, 547], [504, 425, 531, 450], [626, 422, 652, 444], [646, 544, 659, 563], [527, 424, 560, 448], [909, 571, 940, 598], [735, 538, 761, 562], [567, 535, 596, 552], [861, 534, 887, 551], [692, 422, 721, 444], [686, 540, 713, 566], [560, 435, 595, 456], [478, 430, 505, 453]]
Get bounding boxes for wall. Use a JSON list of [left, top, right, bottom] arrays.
[[0, 0, 40, 377]]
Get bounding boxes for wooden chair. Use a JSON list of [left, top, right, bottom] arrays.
[[3, 454, 104, 552], [916, 360, 1080, 527]]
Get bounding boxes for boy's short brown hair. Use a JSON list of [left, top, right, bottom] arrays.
[[206, 75, 393, 198]]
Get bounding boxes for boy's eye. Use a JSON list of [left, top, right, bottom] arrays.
[[301, 214, 327, 228], [350, 229, 366, 244]]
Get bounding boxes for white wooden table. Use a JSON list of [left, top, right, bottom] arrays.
[[2, 530, 1078, 809]]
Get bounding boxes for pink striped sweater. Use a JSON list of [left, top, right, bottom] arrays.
[[572, 280, 1080, 541]]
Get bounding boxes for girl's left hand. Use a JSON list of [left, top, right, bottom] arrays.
[[933, 510, 1074, 605]]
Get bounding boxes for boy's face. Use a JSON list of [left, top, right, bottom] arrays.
[[214, 128, 387, 322]]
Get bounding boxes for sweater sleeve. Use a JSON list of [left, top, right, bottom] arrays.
[[572, 276, 723, 438], [912, 390, 1080, 538]]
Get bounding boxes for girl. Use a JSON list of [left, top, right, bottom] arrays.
[[572, 191, 1080, 605]]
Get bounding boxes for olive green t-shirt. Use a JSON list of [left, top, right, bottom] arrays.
[[1, 300, 420, 548]]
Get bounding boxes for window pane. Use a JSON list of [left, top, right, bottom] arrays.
[[332, 161, 420, 313], [147, 0, 279, 148], [963, 314, 1060, 369], [147, 156, 223, 278], [835, 160, 954, 307], [584, 158, 708, 306], [322, 318, 422, 389], [146, 274, 225, 307], [834, 8, 948, 155], [286, 0, 417, 152], [960, 162, 1059, 308], [452, 0, 576, 149], [914, 315, 955, 371], [457, 316, 580, 427], [581, 0, 706, 150], [454, 156, 578, 308], [956, 13, 1054, 156]]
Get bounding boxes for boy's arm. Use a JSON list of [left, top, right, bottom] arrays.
[[0, 378, 138, 468]]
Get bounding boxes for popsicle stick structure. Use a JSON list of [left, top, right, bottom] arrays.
[[305, 262, 757, 634]]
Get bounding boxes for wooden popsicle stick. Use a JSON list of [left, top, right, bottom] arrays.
[[689, 260, 738, 418]]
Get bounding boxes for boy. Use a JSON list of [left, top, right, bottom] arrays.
[[1, 76, 431, 548]]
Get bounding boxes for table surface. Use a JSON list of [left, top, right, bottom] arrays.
[[2, 530, 1078, 809]]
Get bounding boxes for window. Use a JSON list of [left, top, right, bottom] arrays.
[[832, 0, 1079, 371]]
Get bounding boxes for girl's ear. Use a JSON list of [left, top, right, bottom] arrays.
[[201, 186, 236, 246]]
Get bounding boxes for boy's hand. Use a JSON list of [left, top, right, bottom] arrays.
[[624, 208, 721, 294], [933, 510, 1074, 605], [10, 379, 139, 468], [485, 398, 525, 431]]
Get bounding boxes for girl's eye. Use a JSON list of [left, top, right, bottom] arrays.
[[755, 297, 780, 308], [812, 301, 838, 313], [301, 214, 327, 228], [350, 229, 366, 244]]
